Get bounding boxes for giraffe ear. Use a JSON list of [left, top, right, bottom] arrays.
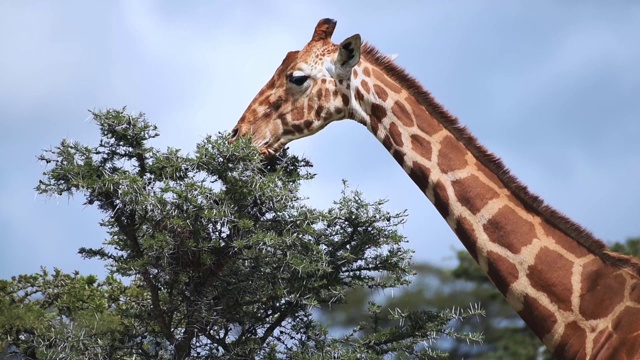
[[334, 34, 361, 79]]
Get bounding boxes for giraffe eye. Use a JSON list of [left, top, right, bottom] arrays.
[[288, 75, 309, 86]]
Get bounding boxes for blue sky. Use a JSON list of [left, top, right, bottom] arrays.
[[1, 2, 639, 279]]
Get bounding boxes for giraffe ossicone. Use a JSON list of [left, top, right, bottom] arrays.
[[231, 18, 640, 360]]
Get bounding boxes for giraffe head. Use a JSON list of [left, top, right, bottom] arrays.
[[230, 18, 361, 156]]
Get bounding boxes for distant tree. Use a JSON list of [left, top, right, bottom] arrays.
[[610, 237, 640, 258], [0, 108, 483, 359], [321, 257, 546, 359], [324, 236, 640, 359]]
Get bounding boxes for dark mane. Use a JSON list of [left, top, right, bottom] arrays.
[[360, 43, 640, 274]]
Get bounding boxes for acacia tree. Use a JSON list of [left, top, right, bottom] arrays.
[[0, 108, 482, 359]]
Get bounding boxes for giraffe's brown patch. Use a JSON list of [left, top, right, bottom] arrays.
[[316, 88, 324, 101], [406, 95, 440, 136], [355, 87, 365, 104], [303, 120, 313, 130], [341, 93, 350, 107], [353, 68, 358, 79], [361, 81, 371, 94], [486, 250, 519, 296], [338, 79, 344, 86], [451, 174, 500, 215], [291, 106, 305, 121], [291, 123, 304, 134], [483, 206, 537, 254], [382, 134, 393, 151], [596, 336, 640, 360], [388, 122, 403, 147], [579, 258, 626, 320], [410, 134, 432, 161], [591, 329, 612, 359], [370, 103, 386, 136], [306, 99, 314, 115], [391, 148, 405, 165], [607, 309, 640, 357], [529, 247, 574, 312], [477, 162, 503, 188], [362, 66, 371, 78], [554, 321, 588, 360], [370, 115, 380, 136], [437, 135, 469, 174], [408, 161, 431, 192], [432, 180, 450, 219], [455, 217, 478, 261], [373, 84, 388, 102], [541, 222, 591, 258], [332, 89, 339, 98], [391, 101, 414, 127], [315, 105, 325, 119], [370, 103, 387, 122], [320, 78, 327, 85], [372, 68, 402, 93], [282, 127, 296, 137], [258, 96, 270, 108], [519, 294, 558, 343]]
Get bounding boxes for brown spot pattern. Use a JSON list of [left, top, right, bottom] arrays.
[[486, 250, 520, 296], [542, 223, 591, 258], [363, 66, 371, 77], [408, 161, 431, 192], [432, 180, 450, 219], [382, 134, 393, 150], [355, 87, 365, 104], [391, 101, 414, 127], [361, 81, 370, 94], [553, 321, 588, 360], [483, 206, 537, 254], [388, 122, 403, 147], [609, 307, 640, 345], [519, 294, 558, 343], [353, 68, 358, 79], [529, 247, 574, 312], [291, 106, 304, 121], [391, 148, 405, 165], [341, 93, 350, 107], [373, 68, 402, 93], [579, 258, 626, 320], [406, 95, 441, 136], [451, 174, 499, 215], [437, 135, 469, 174], [455, 217, 479, 261], [373, 84, 388, 102], [410, 134, 432, 161]]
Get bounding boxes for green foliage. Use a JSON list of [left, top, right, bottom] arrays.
[[1, 108, 483, 359], [610, 237, 640, 258]]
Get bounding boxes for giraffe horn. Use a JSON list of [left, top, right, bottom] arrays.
[[311, 18, 337, 42]]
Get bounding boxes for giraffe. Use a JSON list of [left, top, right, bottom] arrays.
[[229, 18, 640, 359]]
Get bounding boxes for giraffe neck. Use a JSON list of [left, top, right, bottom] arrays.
[[348, 44, 640, 359]]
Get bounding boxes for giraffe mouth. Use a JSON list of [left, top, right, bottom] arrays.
[[256, 138, 285, 157]]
